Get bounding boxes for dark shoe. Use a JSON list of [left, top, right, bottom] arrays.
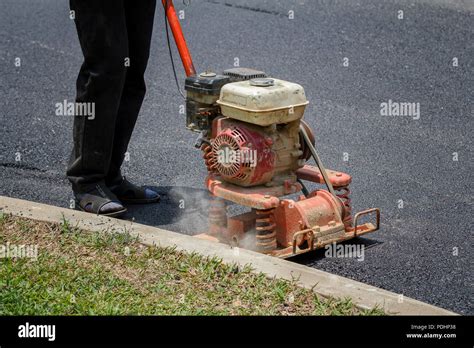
[[75, 183, 127, 217], [109, 177, 160, 204]]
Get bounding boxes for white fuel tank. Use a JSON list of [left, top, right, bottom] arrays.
[[217, 78, 309, 126]]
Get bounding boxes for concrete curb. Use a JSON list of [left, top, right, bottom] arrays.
[[0, 195, 456, 315]]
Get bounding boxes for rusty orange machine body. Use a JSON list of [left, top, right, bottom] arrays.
[[163, 0, 380, 258]]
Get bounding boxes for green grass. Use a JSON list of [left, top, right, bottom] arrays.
[[0, 214, 384, 315]]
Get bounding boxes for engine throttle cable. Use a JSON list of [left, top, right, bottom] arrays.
[[163, 0, 187, 99]]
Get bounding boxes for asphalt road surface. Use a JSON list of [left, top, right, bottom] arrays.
[[0, 0, 472, 314]]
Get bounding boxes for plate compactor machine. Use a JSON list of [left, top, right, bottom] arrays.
[[163, 0, 380, 258]]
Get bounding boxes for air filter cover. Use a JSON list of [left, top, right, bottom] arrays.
[[223, 68, 267, 82]]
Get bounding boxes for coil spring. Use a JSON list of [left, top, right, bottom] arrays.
[[208, 196, 227, 235], [201, 144, 216, 173], [255, 208, 277, 252], [335, 185, 352, 228]]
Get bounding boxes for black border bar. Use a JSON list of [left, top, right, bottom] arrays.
[[0, 315, 471, 346]]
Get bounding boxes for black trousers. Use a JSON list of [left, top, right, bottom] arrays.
[[67, 0, 156, 193]]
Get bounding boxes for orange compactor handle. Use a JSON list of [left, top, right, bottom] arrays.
[[162, 0, 197, 77]]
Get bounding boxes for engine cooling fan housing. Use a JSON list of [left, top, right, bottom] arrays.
[[211, 125, 275, 186]]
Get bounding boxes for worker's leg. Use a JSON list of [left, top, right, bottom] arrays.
[[67, 0, 129, 214], [106, 0, 157, 185], [105, 0, 160, 204]]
